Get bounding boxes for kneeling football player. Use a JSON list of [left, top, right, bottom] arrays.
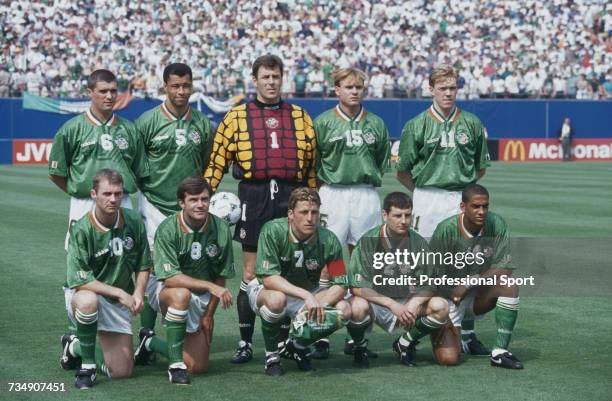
[[348, 192, 459, 367], [134, 176, 234, 384], [246, 187, 365, 376], [60, 169, 151, 389], [430, 183, 523, 369]]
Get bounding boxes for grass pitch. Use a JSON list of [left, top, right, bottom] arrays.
[[0, 162, 611, 401]]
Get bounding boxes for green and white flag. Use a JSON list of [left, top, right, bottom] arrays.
[[22, 92, 91, 114]]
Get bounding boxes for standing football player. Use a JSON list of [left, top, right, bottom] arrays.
[[135, 63, 214, 345], [347, 192, 458, 368], [312, 67, 390, 358], [60, 169, 151, 389], [430, 184, 523, 369], [48, 69, 149, 250], [246, 188, 363, 375], [396, 64, 489, 238], [396, 65, 490, 353], [204, 54, 317, 363], [134, 176, 234, 384]]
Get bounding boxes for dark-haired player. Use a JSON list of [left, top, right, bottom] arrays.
[[135, 176, 234, 384], [135, 63, 214, 340], [430, 183, 523, 369], [204, 54, 317, 363], [49, 69, 149, 250], [347, 192, 457, 368]]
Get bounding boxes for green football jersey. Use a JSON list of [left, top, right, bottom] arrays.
[[256, 218, 347, 291], [66, 208, 151, 293], [136, 103, 214, 215], [154, 211, 235, 286], [48, 111, 149, 198], [396, 106, 490, 190], [315, 106, 390, 186], [430, 212, 514, 278], [348, 224, 435, 297]]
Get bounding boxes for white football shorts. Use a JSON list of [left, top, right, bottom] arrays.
[[412, 187, 461, 239], [319, 184, 381, 246]]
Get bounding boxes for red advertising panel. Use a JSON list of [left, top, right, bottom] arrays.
[[12, 140, 53, 164], [499, 139, 612, 162]]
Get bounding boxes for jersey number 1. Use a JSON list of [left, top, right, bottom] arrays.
[[270, 132, 279, 149]]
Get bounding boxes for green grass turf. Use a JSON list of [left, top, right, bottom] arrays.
[[1, 163, 611, 401]]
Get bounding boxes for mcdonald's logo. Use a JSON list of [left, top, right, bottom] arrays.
[[503, 140, 526, 161]]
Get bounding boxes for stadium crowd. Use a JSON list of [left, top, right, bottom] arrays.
[[1, 0, 611, 99]]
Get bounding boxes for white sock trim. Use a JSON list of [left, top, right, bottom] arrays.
[[497, 297, 520, 310], [260, 305, 285, 323], [491, 348, 508, 357], [166, 307, 188, 322], [74, 309, 98, 325], [169, 362, 187, 370]]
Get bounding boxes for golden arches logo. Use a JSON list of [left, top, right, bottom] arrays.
[[503, 140, 526, 161]]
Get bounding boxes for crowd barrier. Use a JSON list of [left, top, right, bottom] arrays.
[[1, 98, 611, 164]]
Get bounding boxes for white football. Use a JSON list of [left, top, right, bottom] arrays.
[[209, 192, 242, 225]]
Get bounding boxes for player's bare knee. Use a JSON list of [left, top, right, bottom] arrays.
[[187, 358, 208, 374], [167, 288, 191, 309], [336, 300, 352, 320], [72, 290, 98, 313], [109, 364, 133, 379], [436, 349, 460, 366], [350, 297, 369, 321], [429, 296, 448, 319], [263, 291, 286, 312], [242, 269, 256, 282]]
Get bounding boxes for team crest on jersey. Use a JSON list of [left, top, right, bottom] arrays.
[[189, 131, 201, 144], [457, 131, 469, 145], [363, 132, 376, 145], [265, 118, 279, 129], [123, 236, 134, 250], [240, 228, 247, 239], [206, 243, 219, 257], [116, 137, 129, 150], [305, 259, 319, 271]]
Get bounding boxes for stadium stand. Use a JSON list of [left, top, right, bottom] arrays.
[[0, 0, 610, 99]]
